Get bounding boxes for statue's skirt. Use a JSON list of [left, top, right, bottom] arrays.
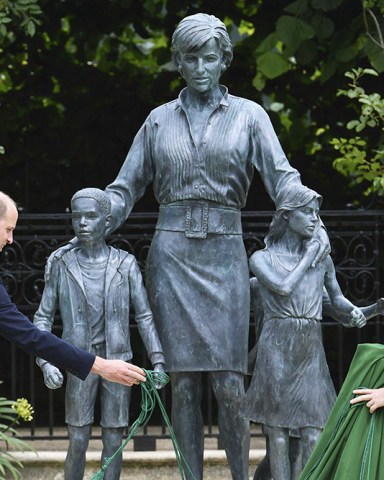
[[299, 343, 384, 480], [145, 229, 250, 373]]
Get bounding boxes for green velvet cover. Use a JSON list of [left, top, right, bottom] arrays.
[[300, 343, 384, 480]]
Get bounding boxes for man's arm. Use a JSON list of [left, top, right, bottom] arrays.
[[0, 279, 146, 385], [0, 280, 95, 380]]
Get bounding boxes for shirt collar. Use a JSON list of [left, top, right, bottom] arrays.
[[175, 85, 229, 110]]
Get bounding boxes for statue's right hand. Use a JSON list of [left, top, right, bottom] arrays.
[[303, 238, 320, 261], [42, 363, 64, 389], [45, 241, 76, 279], [350, 307, 366, 328]]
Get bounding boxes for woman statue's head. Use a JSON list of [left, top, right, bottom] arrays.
[[171, 13, 233, 70], [265, 185, 322, 247]]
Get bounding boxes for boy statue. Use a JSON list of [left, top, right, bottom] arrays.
[[34, 188, 165, 480]]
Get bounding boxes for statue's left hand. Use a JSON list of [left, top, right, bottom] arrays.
[[350, 307, 366, 328], [42, 363, 64, 389], [311, 226, 331, 267], [153, 363, 167, 390]]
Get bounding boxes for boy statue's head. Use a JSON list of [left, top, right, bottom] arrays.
[[71, 188, 111, 215], [71, 188, 112, 243]]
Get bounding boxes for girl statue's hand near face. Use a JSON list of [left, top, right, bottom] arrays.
[[303, 238, 321, 264], [311, 226, 331, 267]]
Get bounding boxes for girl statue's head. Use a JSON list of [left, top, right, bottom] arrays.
[[265, 185, 322, 247]]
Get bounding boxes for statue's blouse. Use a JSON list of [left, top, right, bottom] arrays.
[[106, 86, 301, 231]]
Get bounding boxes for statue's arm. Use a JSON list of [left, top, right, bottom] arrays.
[[105, 120, 155, 234], [33, 259, 62, 379], [322, 288, 352, 326], [323, 257, 384, 325], [359, 299, 384, 321], [249, 241, 319, 297], [251, 105, 302, 203], [323, 256, 366, 328], [33, 260, 60, 333], [251, 107, 330, 264], [128, 257, 165, 367]]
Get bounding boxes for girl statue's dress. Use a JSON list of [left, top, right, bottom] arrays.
[[242, 249, 336, 430]]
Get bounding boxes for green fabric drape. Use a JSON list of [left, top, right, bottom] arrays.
[[299, 343, 384, 480]]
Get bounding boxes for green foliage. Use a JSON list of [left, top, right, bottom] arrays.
[[0, 0, 43, 155], [0, 0, 383, 210], [0, 383, 34, 480], [0, 0, 42, 39], [331, 68, 384, 197], [252, 0, 384, 89]]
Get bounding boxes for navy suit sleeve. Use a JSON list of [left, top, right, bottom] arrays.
[[0, 280, 95, 380]]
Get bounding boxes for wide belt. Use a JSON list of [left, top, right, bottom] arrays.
[[156, 202, 242, 239]]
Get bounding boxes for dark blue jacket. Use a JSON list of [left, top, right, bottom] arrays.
[[0, 279, 94, 380]]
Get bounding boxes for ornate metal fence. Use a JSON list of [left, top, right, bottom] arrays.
[[0, 210, 383, 448]]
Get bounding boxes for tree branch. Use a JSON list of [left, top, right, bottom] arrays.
[[363, 7, 384, 50]]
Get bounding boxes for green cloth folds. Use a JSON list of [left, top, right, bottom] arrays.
[[300, 343, 384, 480]]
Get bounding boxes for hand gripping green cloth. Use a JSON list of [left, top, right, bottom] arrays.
[[299, 343, 384, 480]]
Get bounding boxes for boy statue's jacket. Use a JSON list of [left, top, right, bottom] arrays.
[[34, 247, 164, 367]]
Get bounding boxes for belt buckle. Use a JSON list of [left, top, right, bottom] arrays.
[[185, 203, 208, 239]]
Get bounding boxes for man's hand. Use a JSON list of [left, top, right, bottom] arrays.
[[42, 363, 64, 389], [311, 226, 331, 267], [350, 387, 384, 413], [91, 357, 146, 386]]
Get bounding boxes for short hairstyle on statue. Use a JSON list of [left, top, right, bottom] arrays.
[[0, 191, 17, 219], [71, 188, 111, 216], [171, 13, 233, 68]]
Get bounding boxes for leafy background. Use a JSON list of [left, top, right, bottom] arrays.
[[0, 0, 383, 212]]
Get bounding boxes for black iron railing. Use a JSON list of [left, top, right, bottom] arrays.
[[0, 210, 383, 448]]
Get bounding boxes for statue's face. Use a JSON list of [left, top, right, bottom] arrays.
[[179, 37, 223, 94], [287, 198, 320, 239], [71, 197, 108, 244]]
